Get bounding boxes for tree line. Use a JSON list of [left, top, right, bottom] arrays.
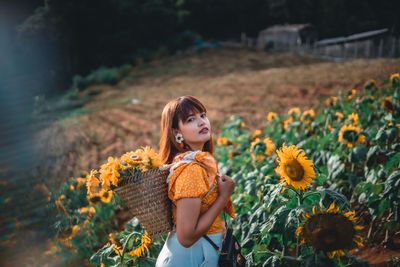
[[8, 0, 400, 93]]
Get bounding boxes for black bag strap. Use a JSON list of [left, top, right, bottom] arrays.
[[203, 235, 227, 255]]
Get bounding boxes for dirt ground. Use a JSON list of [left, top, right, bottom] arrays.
[[36, 48, 400, 186], [29, 47, 400, 265]]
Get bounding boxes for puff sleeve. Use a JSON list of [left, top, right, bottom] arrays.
[[171, 163, 210, 202]]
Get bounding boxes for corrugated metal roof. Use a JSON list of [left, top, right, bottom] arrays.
[[259, 24, 312, 34], [316, 28, 388, 46], [346, 28, 388, 41]]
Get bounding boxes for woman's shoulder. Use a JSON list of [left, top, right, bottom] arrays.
[[172, 150, 214, 164], [168, 151, 216, 183]]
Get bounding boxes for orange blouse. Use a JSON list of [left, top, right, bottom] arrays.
[[167, 151, 235, 235]]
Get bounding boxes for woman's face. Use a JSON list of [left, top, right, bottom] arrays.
[[176, 111, 211, 151]]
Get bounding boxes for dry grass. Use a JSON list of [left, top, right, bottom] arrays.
[[36, 47, 400, 188]]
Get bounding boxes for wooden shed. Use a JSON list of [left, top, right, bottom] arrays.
[[257, 24, 317, 50]]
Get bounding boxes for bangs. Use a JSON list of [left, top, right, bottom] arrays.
[[173, 96, 207, 127]]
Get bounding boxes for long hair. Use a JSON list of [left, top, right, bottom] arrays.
[[159, 96, 214, 164]]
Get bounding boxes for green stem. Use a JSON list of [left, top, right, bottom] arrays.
[[120, 231, 141, 263], [296, 190, 304, 258]]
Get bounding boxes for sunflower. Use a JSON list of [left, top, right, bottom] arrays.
[[327, 125, 334, 132], [325, 96, 338, 107], [250, 138, 266, 161], [80, 206, 96, 222], [358, 95, 375, 104], [338, 124, 366, 148], [86, 170, 100, 196], [390, 73, 400, 87], [388, 122, 400, 137], [217, 137, 229, 146], [120, 147, 162, 172], [120, 151, 143, 166], [364, 79, 376, 90], [334, 112, 344, 121], [75, 176, 87, 189], [99, 157, 121, 190], [100, 189, 113, 203], [88, 194, 101, 205], [381, 97, 396, 113], [240, 121, 245, 128], [300, 109, 315, 125], [108, 233, 123, 255], [138, 146, 162, 170], [288, 107, 301, 117], [347, 112, 359, 126], [55, 195, 69, 217], [274, 144, 315, 190], [267, 112, 278, 122], [263, 137, 276, 156], [228, 150, 240, 159], [250, 129, 262, 141], [78, 207, 89, 213], [296, 202, 363, 262], [284, 117, 293, 131], [346, 89, 357, 101], [57, 225, 81, 245], [127, 231, 152, 258]]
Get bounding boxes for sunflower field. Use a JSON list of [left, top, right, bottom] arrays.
[[42, 74, 400, 266]]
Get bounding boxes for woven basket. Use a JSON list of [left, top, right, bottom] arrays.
[[112, 165, 173, 239]]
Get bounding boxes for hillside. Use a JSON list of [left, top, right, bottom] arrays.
[[35, 48, 400, 189]]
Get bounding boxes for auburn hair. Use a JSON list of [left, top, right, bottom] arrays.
[[159, 96, 214, 164]]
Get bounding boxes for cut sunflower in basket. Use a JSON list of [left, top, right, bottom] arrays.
[[86, 146, 162, 201]]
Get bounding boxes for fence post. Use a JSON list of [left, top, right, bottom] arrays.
[[378, 38, 383, 58], [366, 40, 371, 58], [354, 41, 358, 58], [391, 36, 396, 58]]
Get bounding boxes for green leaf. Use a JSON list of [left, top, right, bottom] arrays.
[[366, 170, 378, 183], [349, 145, 367, 163], [264, 255, 282, 267], [378, 199, 391, 218], [385, 152, 400, 171], [383, 170, 400, 200], [90, 244, 116, 265], [303, 192, 320, 206], [264, 184, 284, 211], [319, 189, 350, 209], [387, 127, 399, 142], [375, 129, 387, 142], [281, 256, 302, 266], [327, 155, 345, 180], [286, 197, 298, 209]]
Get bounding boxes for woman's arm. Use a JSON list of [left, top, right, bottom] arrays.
[[175, 175, 235, 248]]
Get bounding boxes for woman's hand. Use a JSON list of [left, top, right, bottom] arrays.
[[217, 175, 235, 200]]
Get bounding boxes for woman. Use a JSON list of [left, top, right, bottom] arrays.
[[156, 96, 236, 267]]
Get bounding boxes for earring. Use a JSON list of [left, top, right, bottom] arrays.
[[175, 133, 184, 144], [175, 133, 184, 149]]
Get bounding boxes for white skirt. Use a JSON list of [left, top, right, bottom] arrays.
[[156, 232, 223, 267]]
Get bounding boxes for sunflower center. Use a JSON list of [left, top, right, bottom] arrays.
[[303, 214, 356, 252], [384, 101, 394, 111], [321, 232, 337, 245], [343, 130, 358, 142], [284, 159, 304, 181]]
